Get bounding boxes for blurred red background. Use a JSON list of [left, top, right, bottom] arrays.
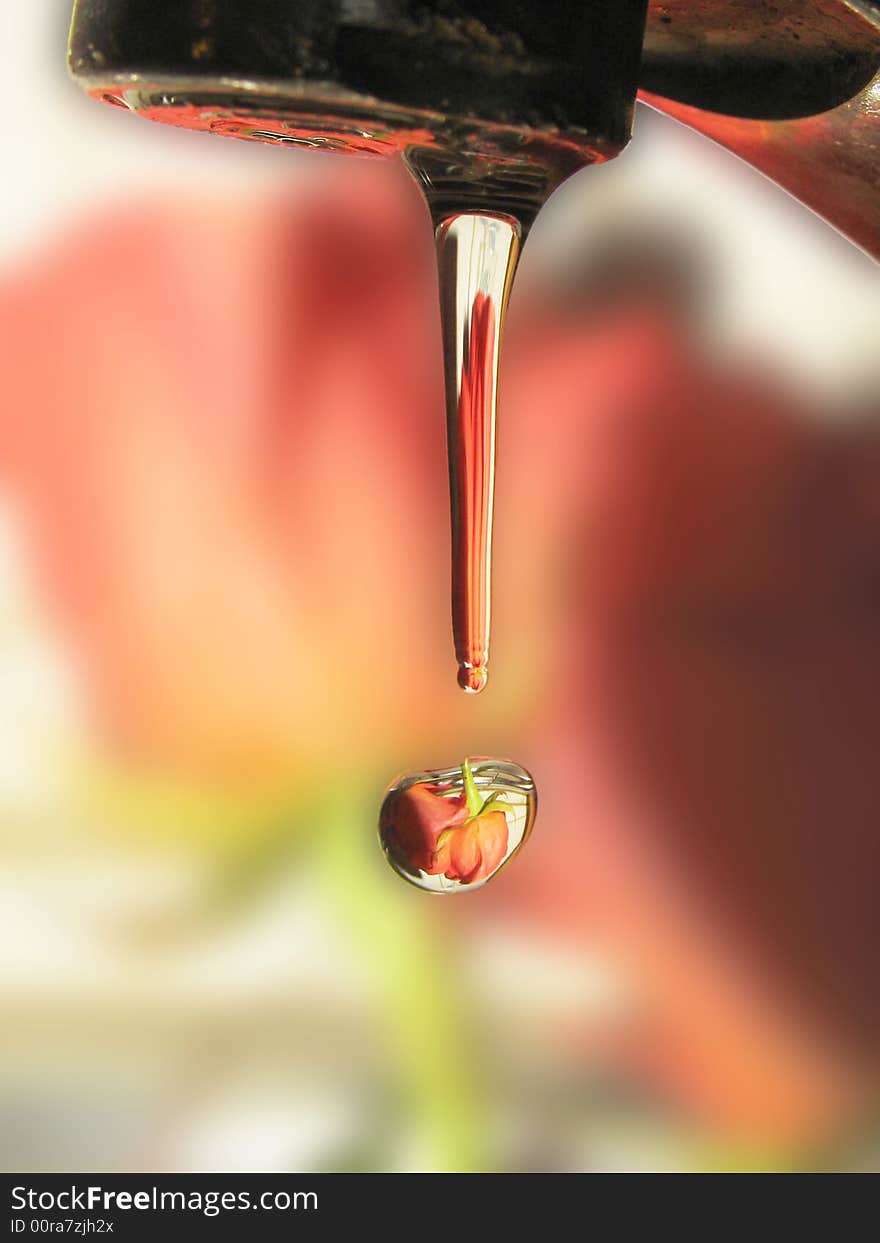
[[0, 0, 878, 1173]]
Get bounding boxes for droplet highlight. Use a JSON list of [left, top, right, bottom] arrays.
[[379, 757, 536, 893]]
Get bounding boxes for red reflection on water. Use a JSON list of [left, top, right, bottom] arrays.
[[450, 290, 496, 694]]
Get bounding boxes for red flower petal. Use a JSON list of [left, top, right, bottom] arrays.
[[380, 783, 468, 875], [439, 808, 510, 885]]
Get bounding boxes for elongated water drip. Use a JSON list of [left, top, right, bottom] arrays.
[[70, 0, 651, 707], [435, 212, 521, 694]]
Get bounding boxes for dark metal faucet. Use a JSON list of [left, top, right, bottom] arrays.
[[68, 2, 880, 255]]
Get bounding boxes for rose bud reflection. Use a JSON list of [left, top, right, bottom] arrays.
[[379, 758, 536, 893]]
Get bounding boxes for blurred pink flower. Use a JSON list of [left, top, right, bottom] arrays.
[[3, 163, 879, 1144]]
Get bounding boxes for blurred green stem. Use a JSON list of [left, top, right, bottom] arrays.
[[314, 780, 488, 1173]]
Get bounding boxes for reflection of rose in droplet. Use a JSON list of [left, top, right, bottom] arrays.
[[433, 806, 509, 885], [381, 782, 470, 877], [379, 758, 536, 893]]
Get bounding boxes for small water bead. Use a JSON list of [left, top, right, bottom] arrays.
[[379, 757, 536, 893], [457, 662, 488, 694]]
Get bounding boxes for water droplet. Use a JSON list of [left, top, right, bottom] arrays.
[[379, 757, 536, 893], [457, 662, 488, 694]]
